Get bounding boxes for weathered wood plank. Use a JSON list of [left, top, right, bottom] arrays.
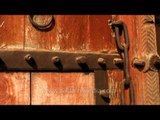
[[112, 15, 160, 105], [89, 15, 116, 51], [25, 15, 96, 105], [25, 15, 124, 105], [0, 73, 30, 105], [31, 73, 95, 105], [0, 15, 30, 105]]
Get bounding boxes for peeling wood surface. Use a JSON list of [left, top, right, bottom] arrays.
[[0, 15, 144, 105], [107, 70, 123, 105], [31, 73, 95, 105], [0, 73, 30, 105], [0, 15, 30, 105], [113, 15, 160, 105], [25, 15, 121, 105], [25, 15, 95, 104], [0, 15, 25, 49], [89, 16, 116, 51]]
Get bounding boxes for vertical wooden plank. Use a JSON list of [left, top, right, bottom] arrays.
[[113, 15, 160, 105], [89, 15, 123, 105], [89, 15, 116, 51], [0, 15, 30, 105], [112, 15, 136, 105], [31, 73, 95, 105], [25, 15, 57, 50], [135, 15, 160, 105], [0, 73, 30, 105], [25, 15, 95, 105], [54, 16, 90, 51]]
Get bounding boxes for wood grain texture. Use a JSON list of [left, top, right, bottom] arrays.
[[137, 16, 159, 105], [25, 15, 125, 105], [0, 15, 30, 105], [107, 70, 123, 105], [0, 73, 30, 105], [31, 73, 95, 105], [89, 16, 123, 105], [25, 15, 96, 105], [89, 15, 116, 51], [25, 15, 57, 50], [133, 15, 160, 105], [54, 15, 90, 51], [114, 15, 160, 105], [0, 15, 24, 49]]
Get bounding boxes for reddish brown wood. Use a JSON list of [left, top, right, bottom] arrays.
[[24, 15, 124, 105], [25, 15, 95, 105], [0, 15, 159, 105], [113, 15, 160, 105], [89, 15, 116, 51], [55, 15, 90, 51], [0, 73, 30, 105], [0, 15, 30, 105], [31, 73, 95, 105], [89, 16, 123, 105]]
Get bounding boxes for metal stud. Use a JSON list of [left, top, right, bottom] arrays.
[[24, 54, 33, 62], [113, 58, 123, 65], [132, 58, 145, 68], [97, 58, 106, 65], [76, 56, 87, 64], [51, 56, 60, 64]]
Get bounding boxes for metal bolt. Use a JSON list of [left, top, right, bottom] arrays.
[[113, 58, 123, 65], [24, 54, 33, 62], [76, 56, 87, 64], [150, 55, 160, 70], [97, 58, 106, 65], [154, 60, 160, 68], [132, 58, 145, 68], [52, 56, 60, 64], [99, 89, 107, 96], [99, 89, 110, 102]]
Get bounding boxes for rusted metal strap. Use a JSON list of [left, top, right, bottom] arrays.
[[94, 70, 110, 105], [0, 50, 121, 72], [0, 50, 122, 105]]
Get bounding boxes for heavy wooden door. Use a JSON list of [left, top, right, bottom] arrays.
[[0, 15, 159, 105]]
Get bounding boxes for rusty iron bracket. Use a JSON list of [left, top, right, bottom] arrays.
[[0, 50, 121, 72], [0, 50, 122, 105]]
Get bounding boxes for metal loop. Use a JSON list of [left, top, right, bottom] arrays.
[[109, 20, 135, 105], [120, 80, 135, 105], [29, 15, 54, 31], [129, 81, 135, 105], [110, 20, 130, 51], [123, 46, 130, 87], [115, 27, 124, 51]]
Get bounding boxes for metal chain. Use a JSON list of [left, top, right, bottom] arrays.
[[109, 20, 135, 105]]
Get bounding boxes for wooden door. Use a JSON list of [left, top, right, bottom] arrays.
[[0, 15, 159, 105], [112, 15, 160, 105]]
